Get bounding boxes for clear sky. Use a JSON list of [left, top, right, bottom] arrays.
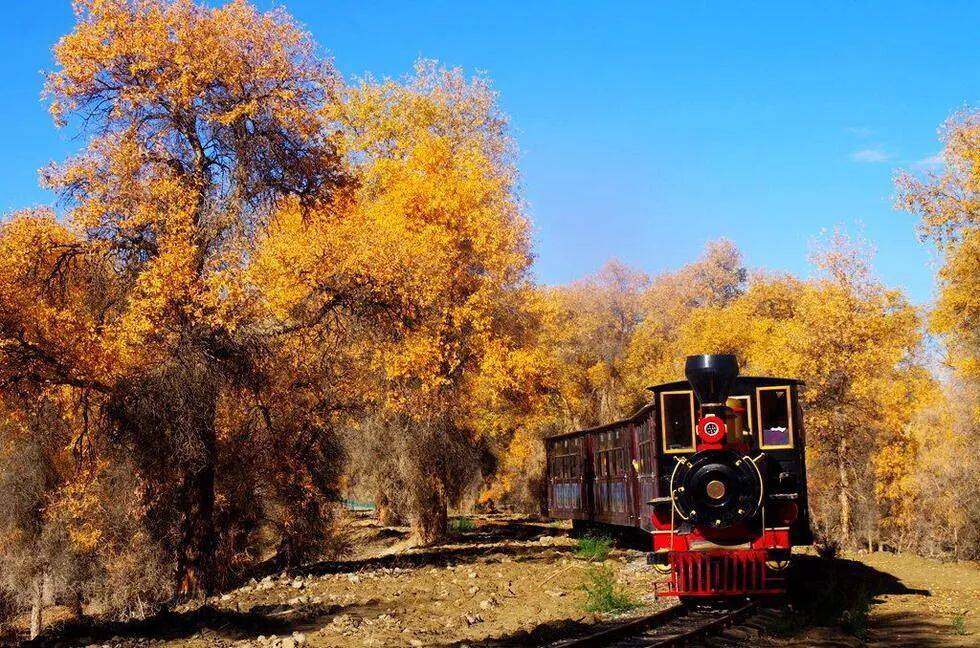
[[2, 2, 979, 304]]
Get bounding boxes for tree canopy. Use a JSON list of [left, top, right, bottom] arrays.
[[0, 0, 977, 639]]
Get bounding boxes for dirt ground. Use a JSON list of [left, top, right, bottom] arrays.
[[859, 551, 979, 647], [8, 515, 979, 647], [13, 516, 670, 648], [745, 548, 980, 648]]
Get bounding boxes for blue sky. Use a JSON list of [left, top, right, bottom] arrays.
[[3, 2, 979, 304]]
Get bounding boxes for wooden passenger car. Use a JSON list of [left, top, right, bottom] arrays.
[[545, 376, 813, 546]]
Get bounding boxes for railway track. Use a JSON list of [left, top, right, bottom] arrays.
[[552, 601, 758, 647]]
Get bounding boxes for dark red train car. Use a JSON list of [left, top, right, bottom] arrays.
[[545, 354, 813, 598]]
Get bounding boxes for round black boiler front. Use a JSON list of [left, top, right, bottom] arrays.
[[672, 449, 762, 529]]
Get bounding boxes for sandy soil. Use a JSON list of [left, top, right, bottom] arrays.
[[858, 551, 979, 647], [8, 516, 979, 647], [13, 516, 670, 648], [735, 549, 980, 648]]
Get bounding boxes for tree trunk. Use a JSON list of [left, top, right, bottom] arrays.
[[375, 492, 404, 527], [175, 431, 216, 599], [42, 573, 54, 606], [29, 575, 43, 640], [538, 476, 549, 518], [70, 587, 84, 620], [377, 502, 403, 527], [413, 478, 448, 545], [837, 438, 851, 547]]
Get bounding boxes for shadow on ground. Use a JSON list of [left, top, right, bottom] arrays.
[[766, 554, 945, 647], [21, 518, 573, 647], [433, 616, 602, 648], [866, 611, 969, 648], [295, 541, 574, 580], [450, 517, 570, 546], [786, 553, 930, 620], [786, 556, 970, 647], [21, 601, 354, 648], [431, 554, 941, 648], [26, 521, 960, 648]]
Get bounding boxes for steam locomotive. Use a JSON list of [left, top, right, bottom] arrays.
[[545, 354, 812, 598]]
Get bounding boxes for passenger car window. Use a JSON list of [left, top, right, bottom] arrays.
[[660, 391, 695, 453], [758, 386, 793, 448], [637, 421, 655, 474]]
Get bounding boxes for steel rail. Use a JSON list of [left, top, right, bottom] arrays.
[[552, 604, 686, 648], [643, 602, 755, 647], [550, 601, 756, 648]]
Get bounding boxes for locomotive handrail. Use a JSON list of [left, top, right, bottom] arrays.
[[767, 492, 798, 500], [668, 456, 691, 522], [747, 453, 766, 513]]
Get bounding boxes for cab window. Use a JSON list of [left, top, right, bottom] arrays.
[[727, 395, 753, 444], [758, 386, 793, 448], [660, 391, 695, 453]]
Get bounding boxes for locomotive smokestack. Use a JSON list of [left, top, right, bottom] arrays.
[[685, 354, 739, 406]]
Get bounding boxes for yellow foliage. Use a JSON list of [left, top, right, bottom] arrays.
[[623, 240, 746, 397], [0, 0, 976, 580], [324, 61, 533, 418], [896, 110, 980, 380]]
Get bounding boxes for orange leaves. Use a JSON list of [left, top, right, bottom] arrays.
[[670, 236, 934, 543], [49, 462, 108, 552], [16, 0, 352, 378], [49, 0, 328, 130], [317, 63, 533, 419], [932, 227, 980, 378], [896, 111, 980, 246], [0, 212, 121, 390]]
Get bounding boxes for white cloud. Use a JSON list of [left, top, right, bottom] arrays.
[[846, 126, 874, 138], [912, 152, 944, 169], [850, 147, 892, 163]]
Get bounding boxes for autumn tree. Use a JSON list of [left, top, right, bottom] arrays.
[[550, 262, 650, 425], [0, 396, 71, 639], [477, 264, 649, 512], [316, 62, 533, 542], [0, 0, 352, 599], [895, 110, 980, 558], [903, 379, 980, 558], [486, 242, 745, 511], [897, 110, 980, 381], [622, 239, 747, 399]]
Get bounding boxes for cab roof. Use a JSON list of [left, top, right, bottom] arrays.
[[646, 375, 804, 393]]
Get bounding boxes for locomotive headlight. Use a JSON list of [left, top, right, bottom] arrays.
[[766, 558, 790, 572], [697, 415, 727, 444], [706, 480, 726, 500], [766, 549, 791, 572]]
